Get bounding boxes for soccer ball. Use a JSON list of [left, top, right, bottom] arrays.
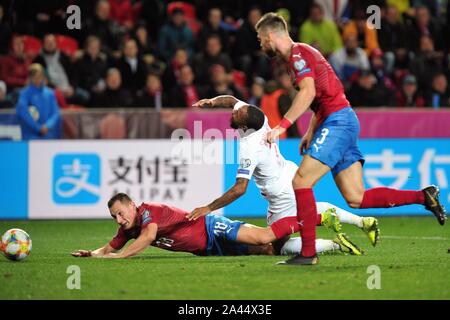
[[1, 228, 32, 261]]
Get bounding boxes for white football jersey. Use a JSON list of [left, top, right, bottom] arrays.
[[236, 114, 294, 197]]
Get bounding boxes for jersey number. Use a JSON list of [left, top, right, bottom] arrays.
[[213, 222, 229, 236], [316, 128, 329, 145]]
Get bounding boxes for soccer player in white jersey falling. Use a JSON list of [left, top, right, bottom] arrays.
[[187, 95, 380, 256]]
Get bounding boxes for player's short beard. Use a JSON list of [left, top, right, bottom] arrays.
[[230, 117, 239, 129], [264, 47, 277, 58]]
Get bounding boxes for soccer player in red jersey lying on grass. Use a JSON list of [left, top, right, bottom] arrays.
[[71, 193, 363, 259]]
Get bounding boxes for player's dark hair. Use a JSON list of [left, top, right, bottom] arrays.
[[245, 105, 265, 131], [255, 12, 288, 33], [108, 193, 132, 208]]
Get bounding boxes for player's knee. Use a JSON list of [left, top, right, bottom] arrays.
[[256, 230, 274, 245], [345, 194, 363, 208], [292, 171, 313, 188]]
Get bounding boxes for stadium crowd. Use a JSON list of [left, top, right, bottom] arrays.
[[0, 0, 450, 117]]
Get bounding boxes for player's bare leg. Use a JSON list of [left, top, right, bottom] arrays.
[[335, 161, 447, 225], [236, 223, 277, 246], [279, 155, 330, 265]]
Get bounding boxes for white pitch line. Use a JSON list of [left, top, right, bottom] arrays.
[[351, 234, 450, 241]]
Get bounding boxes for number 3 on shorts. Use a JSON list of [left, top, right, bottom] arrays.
[[316, 128, 329, 144]]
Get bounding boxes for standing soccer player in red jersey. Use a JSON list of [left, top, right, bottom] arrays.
[[254, 13, 447, 265]]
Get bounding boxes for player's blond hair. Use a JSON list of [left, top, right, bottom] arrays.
[[255, 12, 288, 34]]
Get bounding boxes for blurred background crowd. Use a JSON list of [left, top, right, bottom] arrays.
[[0, 0, 450, 116]]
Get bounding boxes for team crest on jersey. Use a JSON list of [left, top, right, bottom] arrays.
[[240, 158, 251, 168], [294, 59, 306, 71], [142, 209, 152, 224]]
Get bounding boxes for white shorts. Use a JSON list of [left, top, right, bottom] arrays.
[[265, 160, 298, 226], [264, 160, 331, 226]]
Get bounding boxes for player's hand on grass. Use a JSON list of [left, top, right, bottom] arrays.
[[186, 206, 211, 221], [192, 99, 213, 108], [71, 249, 92, 257], [300, 131, 313, 155], [266, 126, 286, 144]]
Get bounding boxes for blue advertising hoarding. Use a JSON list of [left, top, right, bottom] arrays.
[[224, 139, 450, 217], [0, 142, 28, 219]]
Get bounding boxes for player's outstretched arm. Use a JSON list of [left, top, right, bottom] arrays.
[[71, 243, 117, 258], [102, 223, 157, 259], [187, 178, 249, 221], [267, 77, 316, 143], [192, 95, 241, 109]]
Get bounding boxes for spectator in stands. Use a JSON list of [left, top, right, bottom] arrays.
[[299, 3, 343, 57], [204, 64, 243, 100], [73, 36, 108, 97], [85, 0, 123, 56], [370, 48, 396, 93], [15, 63, 61, 140], [347, 70, 395, 107], [115, 38, 148, 92], [1, 36, 32, 91], [409, 35, 443, 92], [377, 5, 409, 72], [0, 80, 13, 109], [140, 0, 164, 42], [406, 6, 444, 52], [342, 9, 380, 56], [29, 1, 69, 38], [0, 5, 12, 55], [169, 64, 202, 108], [158, 8, 195, 62], [396, 74, 426, 107], [248, 77, 265, 106], [193, 34, 233, 85], [275, 70, 300, 138], [108, 0, 134, 30], [329, 35, 370, 86], [425, 73, 450, 108], [234, 6, 272, 80], [135, 73, 168, 109], [34, 33, 89, 105], [90, 68, 133, 108], [162, 47, 189, 90], [198, 7, 230, 53]]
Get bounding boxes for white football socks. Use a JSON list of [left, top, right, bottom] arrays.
[[316, 201, 364, 228], [280, 237, 340, 255]]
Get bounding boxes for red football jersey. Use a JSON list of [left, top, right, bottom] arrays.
[[109, 202, 208, 255], [289, 42, 350, 124]]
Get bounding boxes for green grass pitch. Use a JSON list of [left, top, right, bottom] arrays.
[[0, 217, 449, 299]]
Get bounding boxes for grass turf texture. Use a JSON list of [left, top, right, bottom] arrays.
[[0, 217, 449, 300]]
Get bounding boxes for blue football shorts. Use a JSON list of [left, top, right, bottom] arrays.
[[205, 215, 249, 256], [305, 107, 365, 177]]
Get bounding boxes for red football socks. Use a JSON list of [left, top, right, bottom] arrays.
[[360, 187, 425, 208], [294, 188, 317, 257]]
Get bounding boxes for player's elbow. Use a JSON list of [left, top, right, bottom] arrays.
[[234, 185, 247, 197]]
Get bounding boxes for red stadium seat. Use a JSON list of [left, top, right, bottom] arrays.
[[167, 1, 196, 19], [22, 35, 42, 59], [55, 35, 79, 58]]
